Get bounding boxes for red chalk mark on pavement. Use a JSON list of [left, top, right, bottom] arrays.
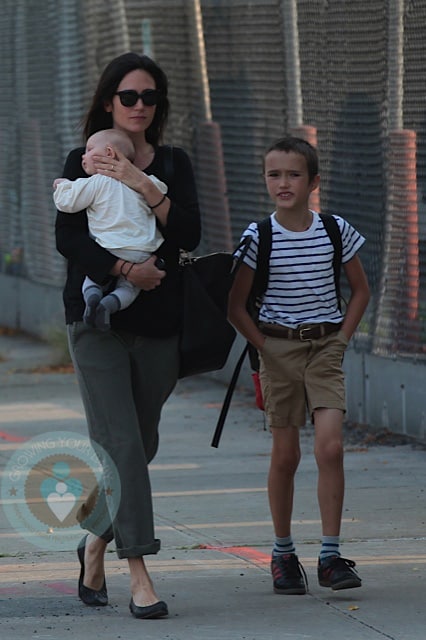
[[0, 586, 28, 595], [0, 431, 28, 442], [46, 582, 76, 595], [200, 545, 270, 564], [0, 583, 75, 596]]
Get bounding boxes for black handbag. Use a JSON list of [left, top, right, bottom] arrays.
[[178, 240, 251, 379]]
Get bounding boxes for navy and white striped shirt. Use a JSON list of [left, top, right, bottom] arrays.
[[235, 211, 365, 328]]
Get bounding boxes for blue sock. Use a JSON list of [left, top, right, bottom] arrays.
[[320, 536, 340, 561], [272, 535, 296, 557]]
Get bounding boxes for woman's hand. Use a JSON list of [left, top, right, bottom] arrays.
[[93, 148, 170, 225], [93, 148, 152, 193], [112, 256, 166, 291]]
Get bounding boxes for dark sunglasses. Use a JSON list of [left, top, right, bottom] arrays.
[[115, 89, 161, 107]]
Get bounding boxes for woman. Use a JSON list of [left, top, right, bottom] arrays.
[[55, 52, 201, 619]]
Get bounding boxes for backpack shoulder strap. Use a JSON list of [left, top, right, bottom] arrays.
[[319, 213, 342, 310], [252, 216, 273, 301], [246, 216, 272, 370]]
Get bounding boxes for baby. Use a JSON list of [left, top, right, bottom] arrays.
[[53, 129, 166, 330]]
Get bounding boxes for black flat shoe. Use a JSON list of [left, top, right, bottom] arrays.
[[129, 597, 168, 619], [77, 534, 108, 606]]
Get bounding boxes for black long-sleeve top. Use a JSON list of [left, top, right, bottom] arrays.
[[55, 145, 201, 337]]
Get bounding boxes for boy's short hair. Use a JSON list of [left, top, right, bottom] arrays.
[[263, 136, 319, 182]]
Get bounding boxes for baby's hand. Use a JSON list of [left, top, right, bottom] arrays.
[[53, 178, 67, 190]]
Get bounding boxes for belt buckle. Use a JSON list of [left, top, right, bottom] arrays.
[[299, 326, 312, 341]]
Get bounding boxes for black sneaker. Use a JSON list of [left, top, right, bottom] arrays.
[[271, 554, 308, 594], [318, 555, 362, 590]]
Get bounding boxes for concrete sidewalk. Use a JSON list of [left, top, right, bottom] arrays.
[[0, 331, 425, 640]]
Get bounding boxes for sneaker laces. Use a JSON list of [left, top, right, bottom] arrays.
[[326, 556, 358, 574], [275, 554, 309, 590], [297, 559, 309, 590]]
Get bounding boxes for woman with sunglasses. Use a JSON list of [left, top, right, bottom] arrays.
[[55, 52, 201, 619]]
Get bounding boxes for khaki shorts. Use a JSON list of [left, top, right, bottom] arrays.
[[259, 329, 349, 428]]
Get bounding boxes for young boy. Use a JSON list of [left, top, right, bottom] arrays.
[[228, 136, 370, 595], [53, 129, 167, 330]]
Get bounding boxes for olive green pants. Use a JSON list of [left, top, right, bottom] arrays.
[[67, 322, 179, 558]]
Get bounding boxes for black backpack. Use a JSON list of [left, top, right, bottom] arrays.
[[211, 213, 343, 447]]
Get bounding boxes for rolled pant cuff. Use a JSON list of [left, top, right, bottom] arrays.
[[116, 538, 161, 559]]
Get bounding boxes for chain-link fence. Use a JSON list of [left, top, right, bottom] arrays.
[[1, 0, 426, 362]]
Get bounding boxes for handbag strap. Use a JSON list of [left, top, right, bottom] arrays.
[[209, 237, 252, 448], [211, 225, 269, 448], [211, 343, 249, 448]]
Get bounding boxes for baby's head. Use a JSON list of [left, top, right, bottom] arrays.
[[82, 129, 135, 175]]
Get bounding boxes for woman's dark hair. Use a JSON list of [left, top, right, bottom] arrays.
[[83, 52, 169, 146], [263, 136, 319, 182]]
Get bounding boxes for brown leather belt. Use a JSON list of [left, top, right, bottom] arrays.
[[259, 322, 342, 341]]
